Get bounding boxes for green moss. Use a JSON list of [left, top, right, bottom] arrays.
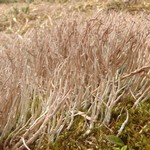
[[110, 99, 150, 150], [43, 99, 150, 150]]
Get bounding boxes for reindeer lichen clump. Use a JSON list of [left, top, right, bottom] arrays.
[[0, 11, 150, 149]]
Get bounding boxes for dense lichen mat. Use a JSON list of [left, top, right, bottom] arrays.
[[0, 1, 150, 150]]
